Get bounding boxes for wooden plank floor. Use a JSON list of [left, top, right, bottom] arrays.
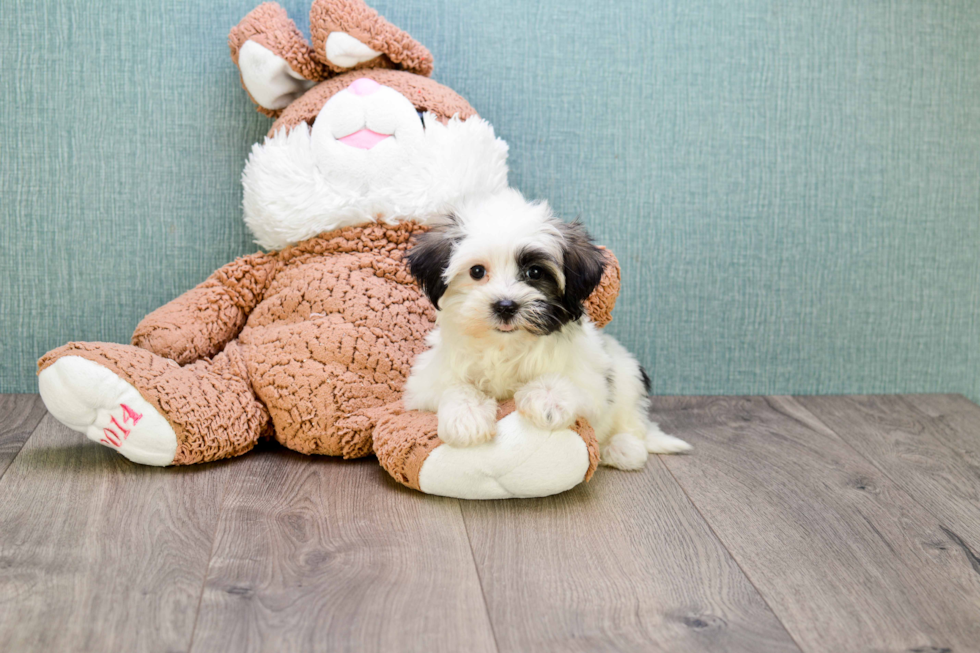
[[1, 394, 979, 653]]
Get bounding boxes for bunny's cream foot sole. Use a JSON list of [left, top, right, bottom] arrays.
[[38, 356, 178, 466], [418, 411, 591, 500]]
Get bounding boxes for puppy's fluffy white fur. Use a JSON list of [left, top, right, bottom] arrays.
[[404, 189, 690, 469]]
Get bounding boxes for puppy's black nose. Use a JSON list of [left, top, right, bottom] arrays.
[[492, 299, 519, 319]]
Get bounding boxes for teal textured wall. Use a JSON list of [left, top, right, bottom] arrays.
[[2, 1, 979, 399]]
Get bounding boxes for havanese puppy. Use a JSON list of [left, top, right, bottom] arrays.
[[404, 189, 690, 470]]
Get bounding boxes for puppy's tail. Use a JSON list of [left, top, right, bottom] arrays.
[[644, 423, 692, 454]]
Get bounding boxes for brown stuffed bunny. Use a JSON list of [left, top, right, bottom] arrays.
[[37, 0, 621, 499]]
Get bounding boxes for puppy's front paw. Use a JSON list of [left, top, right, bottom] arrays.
[[438, 388, 497, 447], [515, 374, 579, 431]]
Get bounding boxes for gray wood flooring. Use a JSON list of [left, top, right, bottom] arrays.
[[1, 394, 979, 653]]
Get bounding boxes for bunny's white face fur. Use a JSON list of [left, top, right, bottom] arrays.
[[241, 80, 509, 250]]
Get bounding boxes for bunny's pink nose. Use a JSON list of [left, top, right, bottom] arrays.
[[348, 78, 381, 96]]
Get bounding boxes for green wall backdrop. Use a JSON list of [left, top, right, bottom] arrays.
[[2, 1, 979, 399]]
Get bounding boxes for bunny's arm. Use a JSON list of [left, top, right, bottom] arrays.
[[585, 247, 621, 328], [131, 252, 279, 365]]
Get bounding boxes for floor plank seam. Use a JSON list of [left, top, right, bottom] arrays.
[[185, 463, 238, 653], [0, 403, 48, 484], [787, 397, 980, 571], [652, 454, 806, 653], [457, 500, 502, 653]]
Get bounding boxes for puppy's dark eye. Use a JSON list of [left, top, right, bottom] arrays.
[[525, 265, 544, 280], [469, 265, 486, 280]]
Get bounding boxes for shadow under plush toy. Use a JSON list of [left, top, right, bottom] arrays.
[[37, 0, 623, 499]]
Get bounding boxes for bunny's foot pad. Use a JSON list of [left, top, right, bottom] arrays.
[[374, 400, 599, 500], [420, 413, 592, 499], [38, 356, 178, 466]]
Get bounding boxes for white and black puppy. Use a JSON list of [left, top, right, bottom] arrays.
[[404, 189, 690, 470]]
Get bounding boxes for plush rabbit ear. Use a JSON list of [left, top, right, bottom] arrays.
[[229, 3, 329, 116], [309, 0, 434, 76]]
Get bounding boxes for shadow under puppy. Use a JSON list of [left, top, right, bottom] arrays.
[[405, 189, 690, 470]]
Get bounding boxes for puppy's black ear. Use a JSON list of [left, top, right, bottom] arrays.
[[558, 220, 606, 320], [407, 219, 460, 309]]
